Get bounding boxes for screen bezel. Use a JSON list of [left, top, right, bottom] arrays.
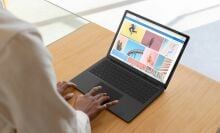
[[107, 10, 190, 89]]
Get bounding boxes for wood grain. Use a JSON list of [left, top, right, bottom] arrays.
[[48, 23, 220, 133]]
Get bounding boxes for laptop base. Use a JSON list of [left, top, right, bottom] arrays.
[[71, 58, 163, 122]]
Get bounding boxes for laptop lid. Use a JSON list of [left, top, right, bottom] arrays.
[[107, 10, 189, 89]]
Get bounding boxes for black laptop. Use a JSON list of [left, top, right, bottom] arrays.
[[71, 10, 190, 122]]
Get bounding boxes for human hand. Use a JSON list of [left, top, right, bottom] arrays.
[[74, 86, 119, 121], [57, 81, 77, 101]]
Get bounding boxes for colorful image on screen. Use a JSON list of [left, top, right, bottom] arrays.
[[110, 13, 186, 83]]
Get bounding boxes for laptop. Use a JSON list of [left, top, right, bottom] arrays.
[[71, 10, 190, 122]]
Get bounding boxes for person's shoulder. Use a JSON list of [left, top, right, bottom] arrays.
[[0, 8, 39, 49]]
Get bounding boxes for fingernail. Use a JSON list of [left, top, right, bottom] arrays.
[[68, 93, 74, 96], [98, 86, 102, 88]]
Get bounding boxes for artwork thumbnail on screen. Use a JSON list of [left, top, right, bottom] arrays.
[[110, 17, 183, 83]]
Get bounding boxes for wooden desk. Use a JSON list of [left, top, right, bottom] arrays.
[[48, 23, 220, 133]]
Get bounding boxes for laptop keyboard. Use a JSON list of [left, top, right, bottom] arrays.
[[90, 60, 159, 104]]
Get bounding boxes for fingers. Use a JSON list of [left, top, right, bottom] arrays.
[[57, 81, 77, 94], [105, 100, 119, 108], [63, 81, 77, 88], [57, 81, 77, 87], [57, 81, 66, 93], [99, 100, 119, 110], [57, 81, 62, 87], [86, 86, 102, 96], [64, 93, 74, 101], [94, 93, 107, 99], [97, 95, 110, 104], [87, 86, 119, 109], [61, 81, 77, 89]]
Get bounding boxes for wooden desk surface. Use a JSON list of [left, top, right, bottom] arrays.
[[48, 23, 220, 133]]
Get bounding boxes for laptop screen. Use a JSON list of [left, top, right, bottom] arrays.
[[110, 12, 187, 84]]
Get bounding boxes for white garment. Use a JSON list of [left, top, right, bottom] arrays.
[[0, 6, 91, 133]]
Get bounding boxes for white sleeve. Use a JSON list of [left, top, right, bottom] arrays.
[[1, 28, 91, 133]]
